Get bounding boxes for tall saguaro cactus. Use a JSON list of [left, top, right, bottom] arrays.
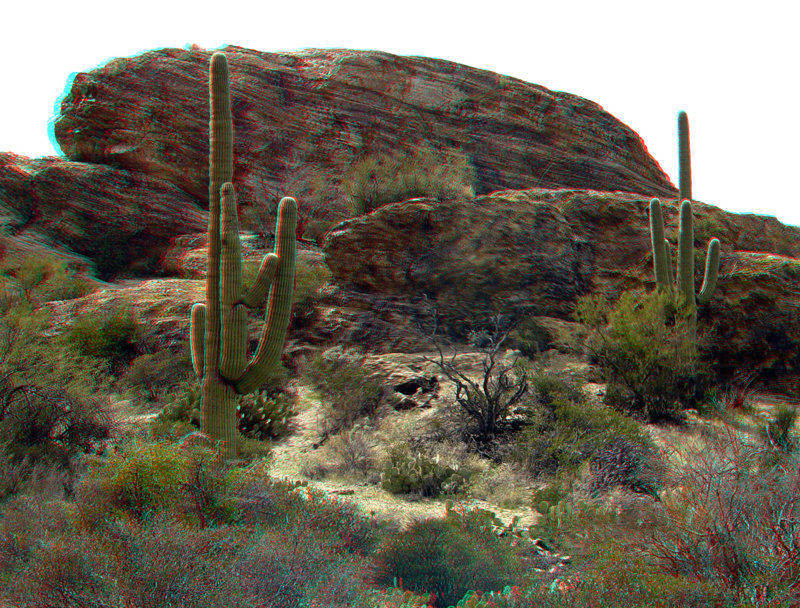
[[190, 52, 297, 461], [648, 111, 720, 337]]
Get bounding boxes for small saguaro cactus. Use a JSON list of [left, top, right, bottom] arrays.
[[190, 52, 297, 461]]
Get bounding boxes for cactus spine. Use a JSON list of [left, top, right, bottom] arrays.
[[190, 52, 297, 461], [649, 111, 720, 335]]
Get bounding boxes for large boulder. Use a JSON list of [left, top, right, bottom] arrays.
[[322, 188, 800, 391], [52, 46, 678, 221]]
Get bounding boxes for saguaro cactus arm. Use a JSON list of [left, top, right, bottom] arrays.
[[648, 197, 721, 309], [236, 196, 297, 394], [697, 238, 720, 305], [190, 303, 206, 378], [649, 198, 670, 291]]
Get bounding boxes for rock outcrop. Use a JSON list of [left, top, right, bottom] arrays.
[[52, 46, 677, 222], [322, 188, 800, 391], [2, 46, 798, 396], [0, 152, 207, 279]]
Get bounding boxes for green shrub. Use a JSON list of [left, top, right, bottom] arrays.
[[574, 289, 708, 422], [117, 346, 196, 402], [343, 145, 476, 216], [509, 374, 657, 483], [512, 318, 553, 358], [302, 346, 390, 438], [3, 254, 95, 304], [293, 258, 332, 322], [72, 436, 244, 531], [0, 296, 118, 497], [586, 435, 667, 501], [364, 516, 524, 608], [56, 303, 143, 375], [755, 403, 799, 474]]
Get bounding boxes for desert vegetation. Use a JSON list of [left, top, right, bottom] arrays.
[[0, 246, 798, 607], [343, 144, 477, 216], [0, 53, 796, 607]]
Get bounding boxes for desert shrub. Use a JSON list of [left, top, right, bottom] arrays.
[[585, 435, 667, 501], [0, 253, 94, 305], [0, 384, 120, 495], [0, 296, 120, 498], [1, 522, 120, 606], [302, 346, 391, 438], [325, 421, 379, 479], [293, 257, 332, 323], [117, 346, 196, 403], [509, 374, 657, 483], [421, 313, 531, 450], [71, 436, 244, 532], [575, 289, 708, 422], [757, 402, 799, 455], [1, 505, 256, 608], [626, 418, 800, 603], [512, 317, 554, 358], [525, 540, 750, 607], [364, 516, 525, 608], [344, 144, 476, 216], [57, 303, 144, 376], [228, 472, 392, 564]]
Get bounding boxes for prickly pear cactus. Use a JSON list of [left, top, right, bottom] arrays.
[[236, 390, 295, 440], [158, 382, 297, 441], [157, 381, 202, 428], [380, 448, 474, 497]]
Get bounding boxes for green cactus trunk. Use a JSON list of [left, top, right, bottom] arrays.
[[678, 110, 691, 204], [190, 52, 297, 461]]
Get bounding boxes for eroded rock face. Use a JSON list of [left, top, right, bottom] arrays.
[[322, 188, 800, 390], [0, 153, 207, 279], [52, 46, 677, 220]]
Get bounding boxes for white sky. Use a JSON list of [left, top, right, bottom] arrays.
[[5, 0, 799, 227]]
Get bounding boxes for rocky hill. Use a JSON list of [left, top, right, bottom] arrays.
[[0, 46, 798, 394]]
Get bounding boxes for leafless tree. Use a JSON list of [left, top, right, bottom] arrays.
[[416, 297, 529, 448]]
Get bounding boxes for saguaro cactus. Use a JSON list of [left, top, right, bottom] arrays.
[[648, 109, 720, 336], [190, 52, 297, 460], [678, 110, 691, 204]]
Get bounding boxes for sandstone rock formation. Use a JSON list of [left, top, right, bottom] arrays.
[[0, 152, 207, 279], [2, 46, 798, 397], [322, 188, 800, 391], [52, 45, 677, 224]]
